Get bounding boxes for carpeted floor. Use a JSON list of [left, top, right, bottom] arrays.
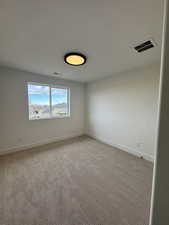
[[0, 136, 153, 225]]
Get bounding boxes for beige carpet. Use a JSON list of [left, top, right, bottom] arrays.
[[0, 136, 153, 225]]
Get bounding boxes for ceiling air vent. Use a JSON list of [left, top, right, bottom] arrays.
[[53, 72, 61, 76], [134, 39, 155, 53]]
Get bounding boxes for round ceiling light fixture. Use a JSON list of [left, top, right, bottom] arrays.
[[64, 52, 87, 66]]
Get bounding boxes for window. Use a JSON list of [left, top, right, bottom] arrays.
[[51, 87, 69, 117], [28, 83, 69, 120]]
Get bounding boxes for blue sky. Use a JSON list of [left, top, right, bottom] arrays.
[[28, 84, 67, 105]]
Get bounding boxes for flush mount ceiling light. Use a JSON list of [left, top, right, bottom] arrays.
[[64, 52, 87, 66]]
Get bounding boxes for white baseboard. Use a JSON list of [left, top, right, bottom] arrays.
[[87, 133, 154, 162], [0, 132, 84, 156], [0, 132, 154, 162]]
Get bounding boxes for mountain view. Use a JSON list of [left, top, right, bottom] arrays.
[[28, 84, 68, 120], [29, 103, 68, 119]]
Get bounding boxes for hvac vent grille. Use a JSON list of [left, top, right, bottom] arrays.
[[53, 72, 61, 76], [134, 40, 155, 53]]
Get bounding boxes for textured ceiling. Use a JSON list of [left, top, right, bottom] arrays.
[[0, 0, 164, 82]]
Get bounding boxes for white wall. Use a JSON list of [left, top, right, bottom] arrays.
[[0, 64, 160, 161], [86, 64, 160, 161], [0, 67, 85, 153]]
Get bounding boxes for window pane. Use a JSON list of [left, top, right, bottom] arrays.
[[51, 88, 68, 117], [28, 84, 50, 119]]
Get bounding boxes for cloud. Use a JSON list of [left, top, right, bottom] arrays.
[[28, 84, 67, 96], [28, 84, 67, 104], [28, 84, 49, 95], [51, 88, 67, 95]]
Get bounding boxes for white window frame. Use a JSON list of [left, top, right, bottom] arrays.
[[27, 82, 70, 120]]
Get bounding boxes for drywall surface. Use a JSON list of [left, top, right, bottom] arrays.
[[0, 67, 85, 153], [86, 64, 160, 161]]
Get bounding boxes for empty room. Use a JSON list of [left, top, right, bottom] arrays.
[[1, 0, 169, 225]]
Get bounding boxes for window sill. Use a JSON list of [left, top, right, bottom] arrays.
[[29, 115, 70, 121]]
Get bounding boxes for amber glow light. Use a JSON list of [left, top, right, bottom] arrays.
[[64, 53, 86, 66]]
